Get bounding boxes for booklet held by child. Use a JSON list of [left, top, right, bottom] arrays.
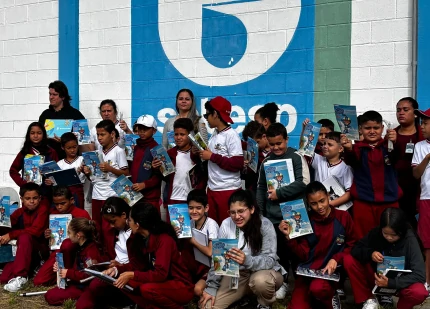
[[280, 199, 313, 239], [322, 176, 353, 211], [246, 138, 259, 173], [23, 155, 45, 185], [39, 161, 61, 175], [72, 119, 91, 145], [49, 214, 72, 250], [298, 121, 322, 157], [110, 175, 143, 207], [334, 104, 359, 140], [168, 204, 191, 238], [189, 133, 207, 151], [44, 119, 73, 139], [82, 268, 134, 292], [264, 159, 295, 190], [212, 239, 240, 277], [150, 145, 175, 177], [372, 269, 412, 295], [82, 151, 107, 181], [124, 134, 139, 161], [0, 196, 11, 228], [296, 266, 340, 282], [56, 252, 67, 289]]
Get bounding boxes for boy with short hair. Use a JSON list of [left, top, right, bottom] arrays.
[[200, 97, 244, 225], [130, 115, 162, 209], [412, 108, 430, 290], [33, 186, 91, 286], [341, 110, 400, 240], [0, 183, 49, 292], [316, 119, 335, 155]]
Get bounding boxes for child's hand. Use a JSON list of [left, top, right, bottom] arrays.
[[191, 146, 200, 154], [371, 251, 384, 263], [278, 220, 291, 240], [44, 178, 53, 186], [109, 260, 121, 268], [386, 129, 397, 143], [83, 166, 91, 175], [267, 189, 278, 201], [228, 248, 246, 265], [173, 226, 181, 236], [59, 269, 68, 278], [340, 134, 353, 151], [199, 291, 216, 309], [321, 259, 337, 275], [132, 182, 145, 192], [53, 262, 58, 272], [53, 134, 61, 143], [76, 165, 83, 174], [152, 158, 162, 169], [103, 267, 117, 277], [0, 233, 10, 245], [114, 271, 134, 289], [200, 150, 212, 161], [302, 118, 310, 128], [243, 160, 249, 168], [99, 162, 111, 173], [374, 272, 389, 287], [44, 229, 52, 239]]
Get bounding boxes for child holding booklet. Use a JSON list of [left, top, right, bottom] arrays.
[[315, 119, 334, 155], [33, 186, 91, 286], [279, 181, 355, 309], [44, 217, 103, 305], [0, 183, 50, 292], [344, 208, 427, 309]]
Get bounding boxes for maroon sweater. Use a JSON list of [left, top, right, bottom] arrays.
[[50, 205, 91, 220], [66, 240, 103, 282], [9, 199, 49, 240]]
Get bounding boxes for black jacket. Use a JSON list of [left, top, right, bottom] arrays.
[[351, 227, 425, 290]]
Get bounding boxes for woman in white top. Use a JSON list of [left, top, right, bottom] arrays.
[[162, 89, 208, 149], [199, 190, 285, 309]]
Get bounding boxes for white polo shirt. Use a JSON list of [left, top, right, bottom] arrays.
[[171, 149, 194, 201], [92, 144, 128, 200], [208, 127, 243, 191], [115, 228, 131, 264], [90, 121, 126, 150], [57, 156, 86, 183], [191, 217, 220, 240], [311, 153, 353, 191], [412, 140, 430, 200]]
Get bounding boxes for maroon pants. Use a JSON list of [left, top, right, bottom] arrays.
[[207, 188, 238, 225], [45, 285, 84, 305], [344, 254, 428, 309], [92, 199, 116, 259], [288, 276, 335, 309], [33, 239, 78, 286], [69, 184, 85, 209], [353, 200, 399, 240], [0, 233, 49, 283]]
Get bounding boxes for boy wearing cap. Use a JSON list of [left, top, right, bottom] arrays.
[[200, 97, 244, 225], [131, 115, 162, 209], [412, 108, 430, 290]]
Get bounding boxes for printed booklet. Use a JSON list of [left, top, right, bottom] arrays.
[[44, 119, 73, 139], [124, 134, 139, 161], [246, 138, 259, 173], [322, 176, 353, 211], [56, 252, 67, 289], [372, 269, 412, 295], [0, 196, 11, 228], [39, 161, 61, 175], [72, 119, 91, 145], [150, 145, 175, 177], [45, 168, 82, 187], [82, 151, 106, 181], [280, 199, 313, 239], [189, 133, 207, 151], [334, 104, 359, 140], [263, 159, 295, 191], [166, 131, 176, 149], [82, 268, 134, 292], [296, 266, 340, 282], [110, 175, 143, 207], [212, 239, 240, 277], [298, 121, 322, 157], [23, 155, 45, 185], [168, 204, 191, 238], [0, 240, 17, 263], [49, 214, 73, 250], [192, 228, 211, 267], [376, 256, 405, 274]]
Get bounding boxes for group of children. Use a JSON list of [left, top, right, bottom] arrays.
[[0, 95, 430, 309]]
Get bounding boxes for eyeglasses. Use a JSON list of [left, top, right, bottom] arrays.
[[203, 112, 212, 120], [227, 208, 249, 217]]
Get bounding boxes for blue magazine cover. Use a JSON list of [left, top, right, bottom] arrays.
[[0, 240, 16, 263], [377, 256, 405, 275], [298, 121, 322, 156], [56, 252, 67, 289], [334, 104, 359, 140], [212, 239, 240, 277], [110, 175, 143, 207], [124, 134, 139, 161], [263, 159, 295, 191], [246, 138, 259, 173], [72, 119, 91, 145], [82, 151, 106, 181], [23, 155, 45, 185], [0, 196, 11, 228], [150, 145, 175, 177], [44, 119, 73, 138], [40, 161, 61, 175], [166, 131, 176, 149], [168, 204, 191, 238], [280, 199, 313, 239], [9, 202, 18, 215], [49, 214, 72, 250]]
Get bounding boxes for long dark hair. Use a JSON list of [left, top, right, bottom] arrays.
[[228, 190, 262, 255], [49, 80, 71, 107], [102, 197, 131, 217], [69, 218, 101, 250], [397, 97, 420, 131], [258, 102, 279, 125], [176, 88, 202, 133], [21, 122, 49, 155], [380, 208, 410, 239]]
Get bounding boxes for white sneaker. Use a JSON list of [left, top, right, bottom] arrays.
[[332, 291, 342, 309], [362, 298, 378, 309], [425, 282, 430, 298], [3, 276, 27, 292], [275, 282, 289, 300]]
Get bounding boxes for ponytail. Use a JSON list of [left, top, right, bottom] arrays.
[[69, 218, 100, 247]]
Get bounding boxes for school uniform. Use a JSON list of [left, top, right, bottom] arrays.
[[45, 240, 103, 305], [310, 153, 353, 190], [57, 156, 86, 209], [207, 126, 244, 224], [0, 199, 50, 283], [33, 205, 91, 286]]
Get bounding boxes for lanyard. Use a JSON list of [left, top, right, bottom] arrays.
[[235, 227, 246, 251]]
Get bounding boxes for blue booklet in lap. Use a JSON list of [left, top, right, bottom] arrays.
[[44, 119, 73, 139], [263, 159, 295, 191], [72, 119, 91, 145], [40, 161, 61, 175], [212, 239, 240, 277], [166, 131, 176, 149], [110, 175, 143, 207], [280, 199, 313, 239], [45, 168, 83, 187], [246, 138, 259, 173], [377, 256, 405, 274], [334, 104, 359, 140], [56, 252, 67, 289], [150, 145, 175, 177], [124, 134, 139, 161], [23, 155, 45, 185], [0, 196, 11, 228], [168, 204, 191, 238], [298, 121, 322, 157], [49, 214, 72, 250]]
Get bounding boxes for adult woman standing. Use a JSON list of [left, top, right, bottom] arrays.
[[199, 190, 285, 309], [394, 97, 424, 228], [162, 89, 208, 149]]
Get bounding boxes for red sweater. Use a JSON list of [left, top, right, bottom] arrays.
[[9, 199, 50, 240], [66, 240, 103, 282], [50, 205, 91, 220], [118, 233, 193, 286]]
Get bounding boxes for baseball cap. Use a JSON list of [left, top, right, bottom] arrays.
[[208, 96, 234, 124], [415, 108, 430, 119], [135, 115, 157, 129]]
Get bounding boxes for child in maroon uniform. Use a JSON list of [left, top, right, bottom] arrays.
[[76, 202, 194, 309], [34, 186, 91, 286], [45, 217, 103, 305], [0, 183, 49, 292]]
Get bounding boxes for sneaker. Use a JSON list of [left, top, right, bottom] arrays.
[[275, 282, 289, 300], [257, 305, 271, 309], [362, 298, 379, 309], [377, 295, 394, 308], [332, 291, 342, 309], [3, 276, 27, 292], [336, 288, 345, 299]]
